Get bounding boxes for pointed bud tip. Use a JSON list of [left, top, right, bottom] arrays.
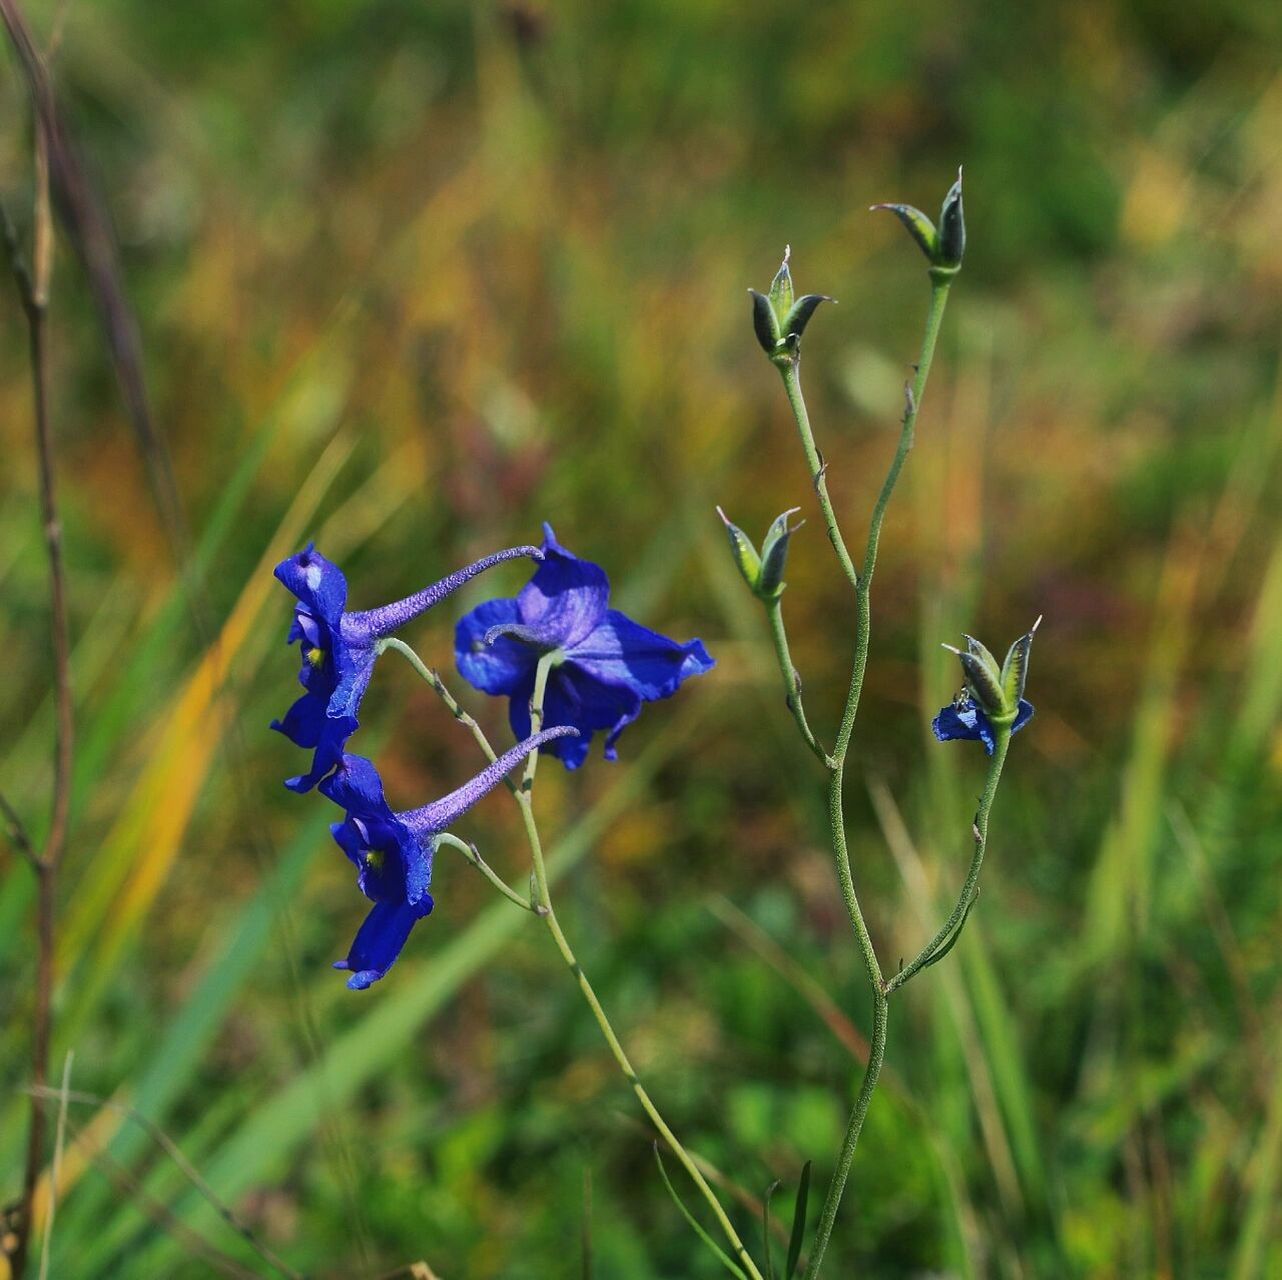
[[1030, 614, 1043, 635]]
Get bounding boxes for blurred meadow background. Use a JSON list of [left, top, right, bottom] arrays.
[[2, 1, 1282, 1276]]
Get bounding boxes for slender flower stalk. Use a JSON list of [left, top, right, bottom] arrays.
[[765, 598, 830, 766], [518, 652, 765, 1280], [886, 725, 1010, 993]]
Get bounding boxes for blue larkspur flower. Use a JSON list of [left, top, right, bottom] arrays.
[[454, 524, 715, 770], [272, 541, 541, 792], [932, 695, 1034, 755], [320, 725, 576, 989]]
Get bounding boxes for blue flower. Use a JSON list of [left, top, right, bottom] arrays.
[[273, 541, 541, 792], [932, 695, 1034, 755], [454, 524, 715, 770], [320, 725, 576, 989]]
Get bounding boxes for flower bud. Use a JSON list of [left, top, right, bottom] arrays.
[[757, 508, 803, 599]]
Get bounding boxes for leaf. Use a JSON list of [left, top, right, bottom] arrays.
[[785, 1161, 811, 1280], [653, 1144, 749, 1280], [762, 1178, 781, 1280]]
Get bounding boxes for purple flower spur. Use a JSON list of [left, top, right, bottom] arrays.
[[454, 524, 714, 770], [272, 541, 541, 792], [321, 725, 576, 989]]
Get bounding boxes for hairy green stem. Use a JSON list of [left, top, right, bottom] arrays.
[[520, 653, 764, 1280], [887, 724, 1010, 993], [777, 358, 860, 594], [766, 598, 830, 766]]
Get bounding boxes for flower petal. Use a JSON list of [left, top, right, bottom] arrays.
[[320, 754, 394, 822], [334, 899, 430, 991], [274, 543, 347, 627], [530, 663, 645, 770], [455, 597, 537, 696], [568, 609, 715, 701], [515, 525, 610, 648], [270, 689, 328, 749], [932, 703, 983, 745]]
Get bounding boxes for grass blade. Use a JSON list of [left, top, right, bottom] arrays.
[[785, 1161, 810, 1280], [653, 1143, 748, 1280]]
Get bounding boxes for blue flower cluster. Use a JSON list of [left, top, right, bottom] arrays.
[[274, 527, 713, 987]]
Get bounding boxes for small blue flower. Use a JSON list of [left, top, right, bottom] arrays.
[[932, 695, 1034, 755], [454, 525, 715, 770], [320, 725, 576, 989], [273, 541, 541, 792]]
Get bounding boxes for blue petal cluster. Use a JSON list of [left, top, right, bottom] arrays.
[[455, 524, 715, 769], [932, 696, 1034, 755], [272, 541, 538, 791], [320, 727, 574, 988]]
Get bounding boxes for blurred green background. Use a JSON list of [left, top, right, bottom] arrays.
[[2, 1, 1281, 1276]]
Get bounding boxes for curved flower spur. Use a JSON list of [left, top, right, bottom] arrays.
[[320, 725, 577, 989], [454, 524, 714, 769], [272, 540, 542, 791]]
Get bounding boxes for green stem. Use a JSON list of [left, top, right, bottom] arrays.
[[802, 988, 887, 1278], [520, 653, 765, 1280], [794, 277, 954, 1280], [887, 724, 1010, 994], [766, 598, 830, 766], [435, 831, 534, 912], [777, 358, 860, 595]]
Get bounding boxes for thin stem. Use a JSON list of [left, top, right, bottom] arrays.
[[435, 831, 534, 912], [886, 725, 1010, 994], [765, 598, 830, 766], [2, 99, 73, 1277], [777, 358, 860, 594], [837, 278, 952, 762], [802, 989, 887, 1279], [0, 788, 39, 869], [797, 277, 954, 1280], [380, 637, 515, 793], [520, 652, 764, 1280]]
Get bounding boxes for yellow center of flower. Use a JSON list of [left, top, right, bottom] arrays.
[[305, 646, 325, 668], [363, 849, 385, 871]]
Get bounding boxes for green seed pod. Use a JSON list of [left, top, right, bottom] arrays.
[[768, 249, 795, 318], [936, 170, 965, 270], [716, 507, 762, 591], [871, 202, 938, 262], [757, 507, 803, 598], [750, 289, 780, 355], [1001, 615, 1041, 707]]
